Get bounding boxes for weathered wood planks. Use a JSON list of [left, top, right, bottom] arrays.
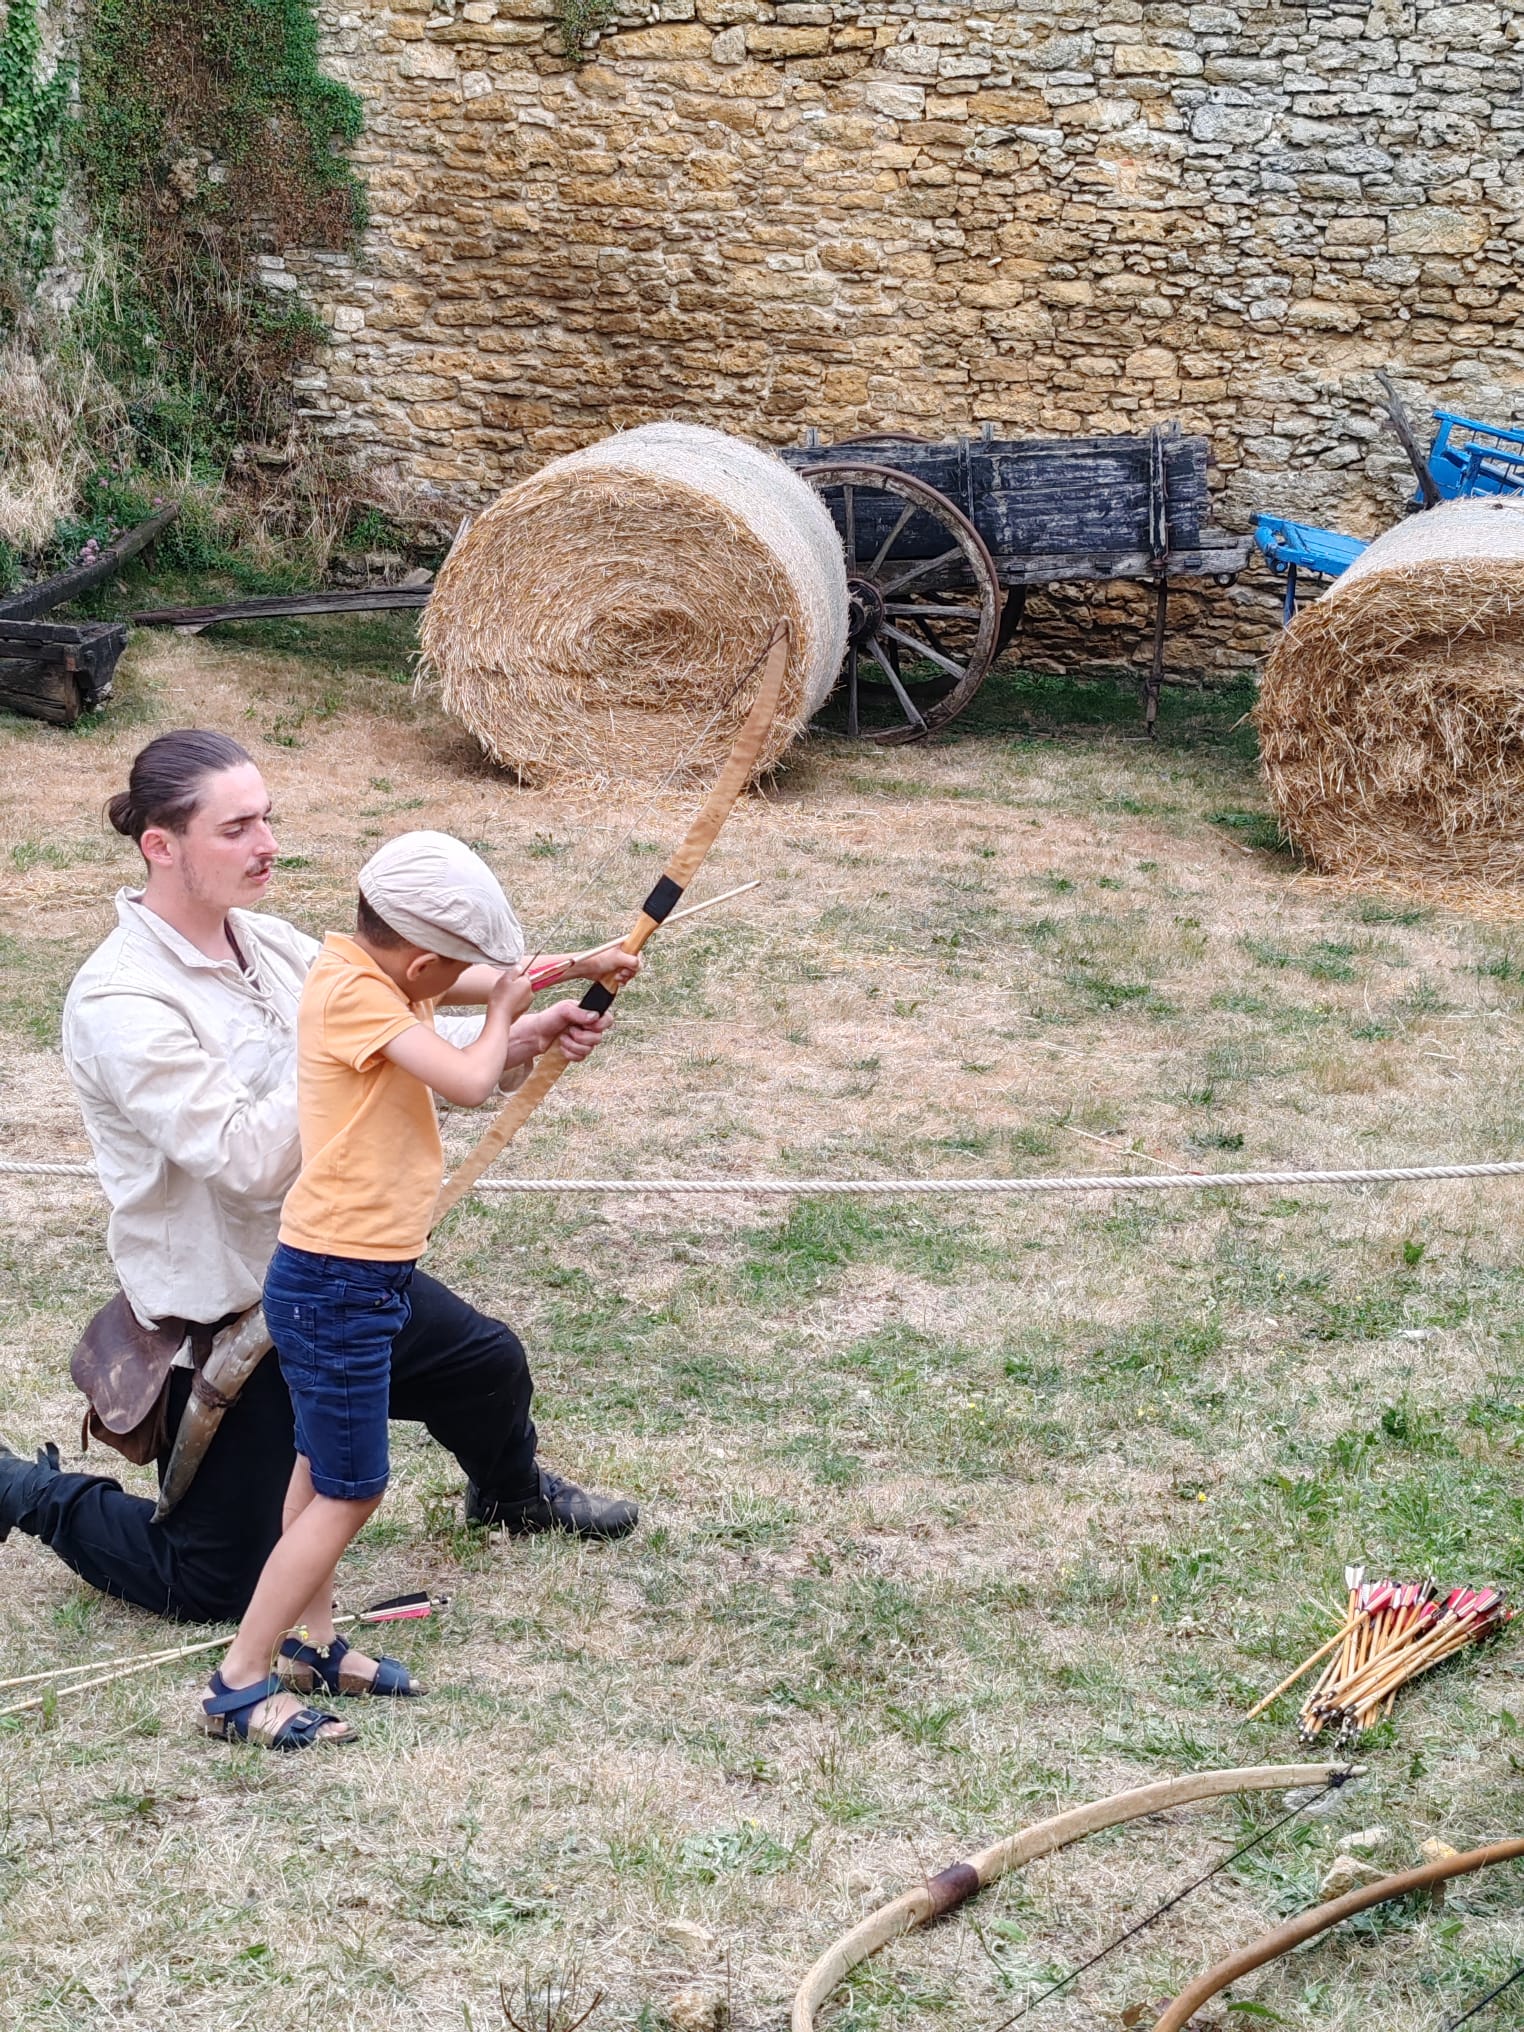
[[783, 428, 1220, 566], [0, 620, 129, 727]]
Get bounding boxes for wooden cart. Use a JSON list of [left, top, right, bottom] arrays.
[[780, 424, 1250, 743]]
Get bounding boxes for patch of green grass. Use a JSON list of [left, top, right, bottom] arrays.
[[1190, 1127, 1245, 1152], [1209, 808, 1295, 856], [9, 837, 114, 873], [1246, 1414, 1524, 1592], [1084, 1318, 1225, 1385], [738, 1198, 992, 1296], [0, 929, 85, 1045], [1241, 936, 1362, 984], [958, 667, 1261, 756], [1065, 967, 1175, 1015], [1355, 897, 1430, 926], [673, 1820, 808, 1881]]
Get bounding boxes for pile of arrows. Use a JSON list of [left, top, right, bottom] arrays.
[[1248, 1567, 1512, 1745]]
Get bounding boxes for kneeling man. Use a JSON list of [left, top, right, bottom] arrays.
[[1, 729, 637, 1631]]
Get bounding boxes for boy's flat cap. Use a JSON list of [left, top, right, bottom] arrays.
[[359, 831, 524, 968]]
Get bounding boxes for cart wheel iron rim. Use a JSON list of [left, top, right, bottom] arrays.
[[798, 460, 1004, 745]]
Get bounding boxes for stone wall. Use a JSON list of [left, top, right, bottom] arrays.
[[294, 0, 1524, 673]]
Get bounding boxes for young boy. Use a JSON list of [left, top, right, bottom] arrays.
[[201, 830, 632, 1750]]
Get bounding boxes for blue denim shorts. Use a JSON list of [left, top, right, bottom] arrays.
[[263, 1242, 415, 1501]]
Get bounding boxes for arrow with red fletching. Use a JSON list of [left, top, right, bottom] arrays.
[[0, 1591, 447, 1718]]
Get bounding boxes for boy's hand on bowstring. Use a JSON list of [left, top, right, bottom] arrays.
[[488, 968, 535, 1025]]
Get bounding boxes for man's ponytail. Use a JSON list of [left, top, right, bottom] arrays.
[[106, 730, 253, 844]]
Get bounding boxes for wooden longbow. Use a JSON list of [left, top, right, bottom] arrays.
[[1149, 1836, 1524, 2031], [791, 1763, 1357, 2032], [433, 619, 789, 1225]]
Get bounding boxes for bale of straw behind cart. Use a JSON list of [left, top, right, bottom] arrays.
[[420, 423, 848, 788], [1255, 497, 1524, 884]]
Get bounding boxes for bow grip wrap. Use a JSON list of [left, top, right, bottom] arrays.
[[578, 876, 687, 1015]]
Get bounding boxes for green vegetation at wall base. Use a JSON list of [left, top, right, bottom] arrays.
[[74, 0, 365, 457]]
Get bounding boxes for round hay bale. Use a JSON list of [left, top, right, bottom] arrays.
[[420, 423, 848, 787], [1256, 496, 1524, 882]]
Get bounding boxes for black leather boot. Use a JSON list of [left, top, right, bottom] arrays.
[[0, 1440, 61, 1542], [466, 1464, 638, 1541]]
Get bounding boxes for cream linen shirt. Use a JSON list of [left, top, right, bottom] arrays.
[[62, 891, 320, 1327]]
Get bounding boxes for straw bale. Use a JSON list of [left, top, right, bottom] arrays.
[[1256, 497, 1524, 884], [420, 424, 848, 787]]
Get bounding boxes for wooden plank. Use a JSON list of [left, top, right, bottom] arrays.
[[0, 618, 126, 650], [975, 440, 1209, 554], [0, 655, 82, 726], [0, 504, 180, 622], [130, 585, 433, 631], [1375, 368, 1441, 507], [993, 541, 1251, 585]]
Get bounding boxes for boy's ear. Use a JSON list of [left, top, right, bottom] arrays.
[[401, 948, 439, 985]]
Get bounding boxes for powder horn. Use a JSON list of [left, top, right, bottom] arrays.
[[152, 1307, 273, 1523]]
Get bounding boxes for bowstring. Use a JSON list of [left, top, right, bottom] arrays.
[[1448, 1963, 1524, 2028], [517, 633, 777, 978], [988, 1769, 1358, 2026]]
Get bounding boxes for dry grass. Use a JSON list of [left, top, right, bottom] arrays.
[[0, 336, 123, 554], [1, 630, 1521, 2032]]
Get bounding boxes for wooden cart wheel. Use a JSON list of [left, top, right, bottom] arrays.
[[799, 461, 1003, 744]]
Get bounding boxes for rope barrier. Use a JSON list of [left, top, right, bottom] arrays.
[[4, 1159, 1524, 1195], [476, 1161, 1524, 1195]]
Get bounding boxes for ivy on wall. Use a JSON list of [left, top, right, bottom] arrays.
[[557, 0, 622, 64], [0, 0, 74, 323], [75, 0, 366, 455]]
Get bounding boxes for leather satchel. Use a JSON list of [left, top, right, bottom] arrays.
[[69, 1292, 205, 1466]]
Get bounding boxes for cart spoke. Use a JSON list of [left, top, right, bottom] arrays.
[[881, 623, 968, 683], [843, 485, 855, 565], [846, 650, 859, 738], [880, 547, 966, 596], [867, 503, 917, 577], [866, 637, 928, 732]]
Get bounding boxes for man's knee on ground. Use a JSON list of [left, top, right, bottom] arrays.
[[478, 1315, 529, 1386]]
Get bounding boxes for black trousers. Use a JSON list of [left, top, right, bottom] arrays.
[[15, 1270, 537, 1622]]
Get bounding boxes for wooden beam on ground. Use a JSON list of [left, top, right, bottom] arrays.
[[131, 584, 433, 633], [0, 503, 180, 622]]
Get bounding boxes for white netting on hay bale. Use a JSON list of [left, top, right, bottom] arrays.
[[420, 423, 848, 787], [1256, 496, 1524, 883]]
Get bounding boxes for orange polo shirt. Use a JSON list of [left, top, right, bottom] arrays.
[[278, 934, 442, 1262]]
